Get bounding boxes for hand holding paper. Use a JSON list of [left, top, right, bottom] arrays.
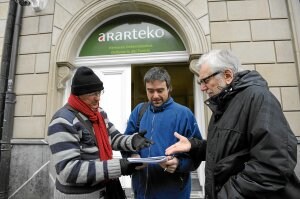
[[159, 155, 179, 173], [128, 156, 168, 164]]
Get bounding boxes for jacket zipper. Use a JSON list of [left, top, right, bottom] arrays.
[[144, 114, 156, 199]]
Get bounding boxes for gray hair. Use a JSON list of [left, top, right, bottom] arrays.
[[144, 67, 172, 91], [196, 49, 242, 74]]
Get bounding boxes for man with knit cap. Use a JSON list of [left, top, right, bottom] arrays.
[[48, 66, 153, 199]]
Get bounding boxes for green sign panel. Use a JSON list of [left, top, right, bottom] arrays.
[[79, 15, 185, 56]]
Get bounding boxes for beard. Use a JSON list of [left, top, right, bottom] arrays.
[[217, 86, 225, 91], [213, 79, 230, 96], [217, 80, 227, 91]]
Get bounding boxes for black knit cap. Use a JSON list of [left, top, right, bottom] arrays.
[[71, 66, 104, 96]]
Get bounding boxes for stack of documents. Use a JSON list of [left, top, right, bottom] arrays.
[[127, 156, 168, 163]]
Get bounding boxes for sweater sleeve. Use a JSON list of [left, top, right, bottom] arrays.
[[48, 113, 122, 186], [121, 105, 142, 158], [100, 108, 137, 152]]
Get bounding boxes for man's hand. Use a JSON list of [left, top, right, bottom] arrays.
[[159, 156, 179, 173], [132, 130, 154, 150], [165, 132, 191, 155]]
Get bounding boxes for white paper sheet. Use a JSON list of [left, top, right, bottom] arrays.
[[127, 156, 168, 163]]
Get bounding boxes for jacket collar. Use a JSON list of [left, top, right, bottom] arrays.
[[150, 97, 173, 113], [205, 70, 268, 116]]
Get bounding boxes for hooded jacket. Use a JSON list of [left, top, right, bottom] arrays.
[[189, 70, 300, 199], [124, 97, 202, 199]]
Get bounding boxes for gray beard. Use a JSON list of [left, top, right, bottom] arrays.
[[217, 86, 225, 91]]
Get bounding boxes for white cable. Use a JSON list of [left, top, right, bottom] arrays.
[[49, 173, 55, 183], [8, 160, 50, 199]]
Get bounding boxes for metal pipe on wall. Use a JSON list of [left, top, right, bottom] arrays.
[[0, 2, 23, 198], [0, 0, 17, 152]]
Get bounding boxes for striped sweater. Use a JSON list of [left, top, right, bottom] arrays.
[[47, 105, 137, 194]]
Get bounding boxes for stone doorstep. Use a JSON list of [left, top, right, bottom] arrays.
[[123, 186, 204, 199], [123, 171, 204, 198], [125, 190, 204, 199], [191, 190, 204, 199], [124, 171, 204, 199]]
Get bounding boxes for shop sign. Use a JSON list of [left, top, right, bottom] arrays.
[[79, 15, 185, 56]]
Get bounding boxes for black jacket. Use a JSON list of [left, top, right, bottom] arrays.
[[190, 70, 300, 199]]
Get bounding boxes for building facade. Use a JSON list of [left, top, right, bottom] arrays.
[[0, 0, 299, 198]]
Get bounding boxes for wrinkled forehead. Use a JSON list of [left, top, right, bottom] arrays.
[[198, 63, 213, 79]]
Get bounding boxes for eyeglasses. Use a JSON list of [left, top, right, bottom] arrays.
[[197, 71, 222, 85], [86, 90, 104, 97]]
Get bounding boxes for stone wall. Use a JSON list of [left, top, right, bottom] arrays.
[[0, 0, 299, 198], [208, 0, 300, 136]]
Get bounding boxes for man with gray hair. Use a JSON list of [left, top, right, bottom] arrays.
[[166, 49, 300, 198]]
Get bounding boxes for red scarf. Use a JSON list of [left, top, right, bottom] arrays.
[[68, 94, 112, 160]]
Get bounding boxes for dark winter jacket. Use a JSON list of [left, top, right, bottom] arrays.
[[189, 70, 300, 199], [124, 97, 202, 199]]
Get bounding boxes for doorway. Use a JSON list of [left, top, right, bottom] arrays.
[[131, 63, 195, 112]]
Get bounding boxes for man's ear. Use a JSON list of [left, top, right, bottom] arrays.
[[224, 69, 234, 84]]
